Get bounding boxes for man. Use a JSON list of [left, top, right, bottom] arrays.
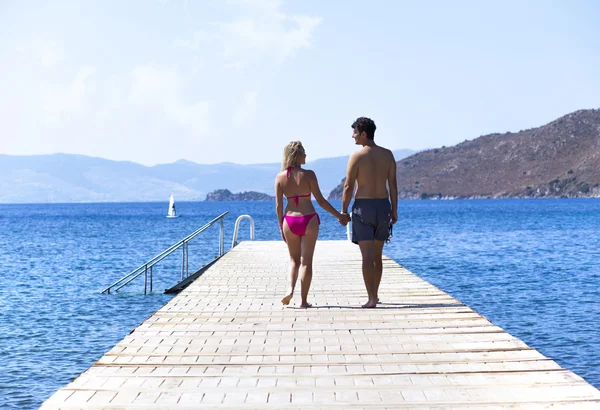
[[341, 117, 398, 308]]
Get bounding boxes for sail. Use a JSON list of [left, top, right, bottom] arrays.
[[167, 194, 176, 217]]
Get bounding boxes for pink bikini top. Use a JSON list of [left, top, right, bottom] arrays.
[[286, 167, 311, 206]]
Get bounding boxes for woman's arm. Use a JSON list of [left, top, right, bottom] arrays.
[[274, 176, 286, 241], [308, 171, 346, 221]]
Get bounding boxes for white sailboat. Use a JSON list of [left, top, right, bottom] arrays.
[[166, 194, 179, 218]]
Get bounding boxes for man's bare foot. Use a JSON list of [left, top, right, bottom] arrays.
[[299, 302, 312, 308], [362, 300, 377, 308], [281, 294, 293, 305]]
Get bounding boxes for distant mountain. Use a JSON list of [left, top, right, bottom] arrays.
[[0, 149, 415, 203], [205, 189, 274, 201], [328, 109, 600, 200]]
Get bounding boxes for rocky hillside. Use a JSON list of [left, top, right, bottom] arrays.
[[328, 109, 600, 200], [205, 189, 274, 201]]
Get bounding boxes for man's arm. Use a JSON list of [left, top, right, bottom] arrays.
[[342, 153, 359, 213], [388, 151, 398, 224]]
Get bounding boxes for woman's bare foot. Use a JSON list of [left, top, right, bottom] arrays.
[[299, 302, 312, 308], [281, 294, 293, 305], [362, 300, 377, 308]]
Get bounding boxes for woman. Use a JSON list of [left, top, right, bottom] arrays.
[[275, 141, 350, 307]]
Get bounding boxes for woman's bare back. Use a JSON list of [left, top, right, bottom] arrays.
[[276, 168, 316, 215]]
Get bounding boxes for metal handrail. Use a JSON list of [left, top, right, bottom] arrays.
[[231, 215, 255, 248], [101, 211, 229, 294]]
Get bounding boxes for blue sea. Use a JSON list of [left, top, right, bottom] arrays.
[[1, 199, 599, 409]]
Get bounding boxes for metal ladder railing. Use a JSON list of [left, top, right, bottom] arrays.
[[101, 211, 229, 294], [231, 215, 255, 247]]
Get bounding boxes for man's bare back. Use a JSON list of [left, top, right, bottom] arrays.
[[342, 144, 398, 222], [352, 146, 396, 199]]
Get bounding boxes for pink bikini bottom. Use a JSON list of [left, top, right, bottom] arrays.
[[283, 213, 320, 236]]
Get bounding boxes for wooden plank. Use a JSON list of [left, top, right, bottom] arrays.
[[40, 240, 600, 408]]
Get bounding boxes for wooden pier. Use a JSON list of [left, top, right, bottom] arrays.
[[41, 240, 600, 409]]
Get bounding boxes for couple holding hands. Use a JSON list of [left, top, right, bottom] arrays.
[[275, 117, 398, 308]]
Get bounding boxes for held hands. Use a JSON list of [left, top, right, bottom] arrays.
[[338, 212, 351, 226]]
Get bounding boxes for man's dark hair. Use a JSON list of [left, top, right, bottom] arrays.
[[351, 117, 376, 140]]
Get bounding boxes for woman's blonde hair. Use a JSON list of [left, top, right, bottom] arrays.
[[281, 141, 305, 170]]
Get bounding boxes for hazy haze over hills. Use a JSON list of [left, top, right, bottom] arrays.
[[0, 150, 415, 203]]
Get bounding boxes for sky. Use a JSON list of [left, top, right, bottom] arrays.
[[1, 0, 599, 166]]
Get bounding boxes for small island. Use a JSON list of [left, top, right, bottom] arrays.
[[205, 189, 274, 201]]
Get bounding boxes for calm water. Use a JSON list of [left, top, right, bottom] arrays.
[[0, 199, 599, 409]]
